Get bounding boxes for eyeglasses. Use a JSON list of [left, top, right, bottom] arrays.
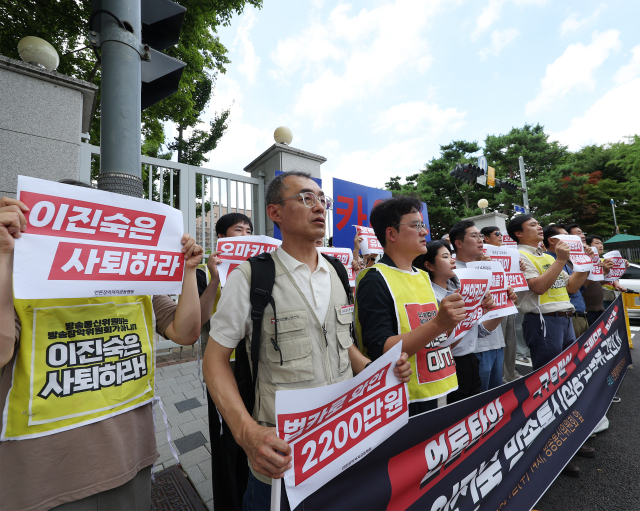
[[468, 233, 484, 241], [276, 192, 332, 210], [395, 221, 427, 233]]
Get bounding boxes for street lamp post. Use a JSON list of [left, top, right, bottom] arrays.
[[611, 199, 619, 234]]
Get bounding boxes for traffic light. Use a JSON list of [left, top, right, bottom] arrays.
[[450, 163, 484, 182], [91, 0, 187, 110], [495, 179, 519, 191]]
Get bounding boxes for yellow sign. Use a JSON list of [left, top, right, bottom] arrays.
[[488, 166, 496, 187], [3, 296, 155, 440]]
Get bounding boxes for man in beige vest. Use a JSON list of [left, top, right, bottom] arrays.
[[203, 171, 411, 511]]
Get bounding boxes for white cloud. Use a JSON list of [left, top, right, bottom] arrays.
[[551, 78, 640, 150], [233, 10, 261, 83], [560, 6, 604, 36], [525, 30, 621, 115], [478, 28, 519, 59], [373, 100, 466, 136], [269, 0, 441, 125], [614, 45, 640, 85], [473, 0, 505, 40]]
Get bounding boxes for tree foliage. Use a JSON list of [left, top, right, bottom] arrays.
[[387, 125, 640, 239]]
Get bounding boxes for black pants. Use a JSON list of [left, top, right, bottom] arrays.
[[587, 310, 604, 327], [447, 353, 481, 404]]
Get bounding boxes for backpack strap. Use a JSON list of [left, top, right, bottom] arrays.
[[320, 253, 356, 342], [247, 253, 277, 396]]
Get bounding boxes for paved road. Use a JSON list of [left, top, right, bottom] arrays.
[[534, 322, 640, 511]]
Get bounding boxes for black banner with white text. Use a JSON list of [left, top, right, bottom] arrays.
[[283, 296, 632, 511]]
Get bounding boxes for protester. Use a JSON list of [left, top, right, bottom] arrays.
[[356, 196, 467, 415], [543, 225, 593, 338], [197, 213, 253, 328], [565, 224, 586, 244], [449, 220, 517, 391], [480, 225, 503, 246], [0, 185, 204, 511], [508, 214, 594, 476], [583, 235, 615, 326], [415, 240, 508, 403], [202, 171, 412, 511], [351, 232, 378, 274]]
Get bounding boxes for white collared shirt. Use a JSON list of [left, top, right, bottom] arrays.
[[210, 246, 331, 349]]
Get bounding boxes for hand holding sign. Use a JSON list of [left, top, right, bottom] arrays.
[[467, 260, 518, 320], [354, 225, 383, 255], [551, 235, 593, 272], [603, 250, 627, 281], [449, 268, 492, 341]]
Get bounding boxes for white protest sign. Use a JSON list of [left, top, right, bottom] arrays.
[[483, 244, 529, 291], [15, 176, 186, 299], [318, 247, 355, 286], [603, 250, 627, 281], [551, 235, 593, 273], [276, 342, 408, 510], [587, 254, 604, 281], [449, 268, 492, 342], [216, 235, 281, 286], [355, 225, 383, 255], [466, 261, 518, 321], [501, 232, 517, 247]]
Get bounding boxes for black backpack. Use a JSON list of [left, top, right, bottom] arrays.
[[210, 252, 354, 510]]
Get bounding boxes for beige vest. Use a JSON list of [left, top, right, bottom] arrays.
[[237, 252, 354, 429]]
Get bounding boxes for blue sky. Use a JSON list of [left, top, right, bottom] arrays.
[[169, 0, 640, 198]]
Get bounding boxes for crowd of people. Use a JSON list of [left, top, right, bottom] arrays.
[[0, 170, 630, 510]]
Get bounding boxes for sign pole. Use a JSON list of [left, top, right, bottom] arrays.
[[518, 156, 530, 213], [611, 199, 619, 234]]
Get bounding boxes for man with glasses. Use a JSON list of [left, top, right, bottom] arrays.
[[480, 226, 503, 246], [203, 171, 412, 510], [356, 196, 467, 415], [450, 220, 515, 391]]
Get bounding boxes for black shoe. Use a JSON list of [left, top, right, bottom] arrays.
[[576, 446, 595, 458], [562, 461, 580, 477]]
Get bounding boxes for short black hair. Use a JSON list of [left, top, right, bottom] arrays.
[[543, 224, 564, 248], [449, 220, 475, 253], [565, 224, 580, 235], [369, 196, 422, 248], [265, 171, 314, 228], [586, 235, 603, 246], [507, 214, 534, 243], [480, 225, 500, 238], [215, 213, 253, 237], [413, 240, 450, 280]]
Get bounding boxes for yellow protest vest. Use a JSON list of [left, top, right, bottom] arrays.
[[519, 251, 571, 306], [3, 295, 155, 440], [355, 263, 458, 403]]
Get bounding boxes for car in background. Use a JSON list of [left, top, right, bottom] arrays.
[[619, 263, 640, 319]]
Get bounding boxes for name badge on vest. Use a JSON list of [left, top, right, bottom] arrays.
[[340, 305, 354, 315]]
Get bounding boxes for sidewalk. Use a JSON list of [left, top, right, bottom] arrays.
[[153, 358, 213, 510]]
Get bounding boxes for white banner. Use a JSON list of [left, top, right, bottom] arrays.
[[587, 253, 604, 281], [15, 176, 186, 299], [216, 235, 281, 286], [551, 235, 593, 273], [275, 342, 408, 510], [355, 225, 384, 255], [483, 244, 529, 291], [466, 261, 518, 321], [449, 268, 492, 342], [603, 250, 627, 281], [501, 232, 517, 247], [318, 247, 355, 287]]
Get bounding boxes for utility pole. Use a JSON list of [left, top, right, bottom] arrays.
[[518, 156, 530, 213], [611, 199, 619, 234], [91, 0, 186, 197]]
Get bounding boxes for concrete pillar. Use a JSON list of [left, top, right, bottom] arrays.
[[0, 55, 97, 198], [244, 143, 326, 237], [463, 212, 509, 232]]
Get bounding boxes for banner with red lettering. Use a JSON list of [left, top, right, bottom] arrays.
[[449, 268, 492, 341], [15, 176, 186, 299], [603, 250, 627, 282], [588, 254, 604, 281], [551, 235, 593, 272], [467, 261, 518, 321], [501, 232, 517, 247], [281, 297, 631, 511], [318, 247, 355, 286], [483, 244, 529, 292], [355, 226, 384, 255], [216, 235, 281, 286], [276, 342, 408, 510]]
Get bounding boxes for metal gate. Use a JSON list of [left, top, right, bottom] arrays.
[[79, 143, 266, 252]]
